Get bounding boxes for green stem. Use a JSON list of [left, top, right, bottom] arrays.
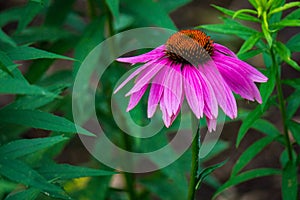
[[187, 116, 200, 200], [270, 48, 293, 161], [122, 132, 137, 200]]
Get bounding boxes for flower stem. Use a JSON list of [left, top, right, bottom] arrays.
[[270, 48, 293, 161], [187, 116, 200, 200]]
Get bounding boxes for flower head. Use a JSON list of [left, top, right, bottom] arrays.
[[114, 30, 267, 131]]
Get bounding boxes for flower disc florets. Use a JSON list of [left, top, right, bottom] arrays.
[[165, 30, 214, 65]]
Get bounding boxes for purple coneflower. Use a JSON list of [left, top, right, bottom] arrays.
[[114, 30, 267, 131]]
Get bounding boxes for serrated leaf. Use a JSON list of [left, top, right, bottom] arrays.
[[5, 188, 40, 200], [236, 105, 265, 147], [274, 41, 300, 71], [286, 33, 300, 52], [237, 32, 262, 55], [37, 163, 116, 180], [0, 136, 68, 159], [212, 5, 260, 22], [213, 168, 281, 199], [0, 78, 55, 96], [0, 158, 70, 199], [195, 160, 227, 189], [231, 136, 275, 176], [0, 109, 94, 136], [105, 0, 119, 20], [282, 161, 298, 200], [6, 46, 74, 61], [288, 121, 300, 145]]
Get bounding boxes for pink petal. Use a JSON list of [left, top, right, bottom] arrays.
[[213, 52, 268, 83], [199, 62, 237, 119], [206, 117, 217, 132], [160, 96, 180, 128], [163, 63, 183, 117], [216, 61, 262, 102], [214, 43, 238, 58], [126, 60, 167, 96], [182, 65, 204, 118], [116, 45, 165, 65], [127, 84, 148, 111], [114, 59, 156, 94], [147, 67, 169, 118]]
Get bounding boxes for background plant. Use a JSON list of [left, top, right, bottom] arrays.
[[0, 0, 299, 200]]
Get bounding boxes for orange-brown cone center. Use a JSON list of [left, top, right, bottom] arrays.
[[165, 30, 214, 65]]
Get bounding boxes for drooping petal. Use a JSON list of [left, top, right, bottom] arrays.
[[127, 84, 148, 111], [214, 43, 238, 58], [163, 63, 183, 117], [215, 61, 262, 102], [199, 61, 237, 119], [213, 51, 268, 83], [114, 59, 156, 94], [199, 71, 218, 119], [182, 65, 204, 118], [147, 67, 169, 118], [160, 95, 180, 128], [116, 45, 165, 65], [126, 59, 167, 96], [206, 117, 217, 132]]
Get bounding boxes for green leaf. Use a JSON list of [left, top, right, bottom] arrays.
[[159, 0, 192, 13], [288, 121, 300, 146], [6, 46, 74, 61], [237, 32, 262, 55], [212, 5, 260, 22], [248, 0, 259, 9], [274, 41, 300, 71], [105, 0, 119, 20], [236, 104, 265, 147], [0, 51, 15, 77], [262, 12, 273, 47], [237, 49, 263, 60], [16, 1, 44, 32], [0, 78, 55, 96], [269, 2, 300, 15], [260, 68, 276, 109], [285, 8, 300, 20], [0, 136, 68, 159], [0, 29, 16, 47], [195, 160, 227, 189], [122, 0, 176, 29], [282, 78, 300, 90], [252, 119, 281, 138], [0, 109, 95, 136], [213, 168, 281, 199], [0, 158, 70, 199], [282, 161, 298, 200], [231, 136, 275, 176], [271, 19, 300, 29], [286, 33, 300, 52], [5, 188, 40, 200], [0, 7, 22, 27], [286, 90, 300, 120], [199, 18, 258, 37], [37, 163, 116, 180], [13, 27, 71, 44]]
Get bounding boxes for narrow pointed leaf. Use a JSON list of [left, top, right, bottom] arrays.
[[282, 161, 298, 200]]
